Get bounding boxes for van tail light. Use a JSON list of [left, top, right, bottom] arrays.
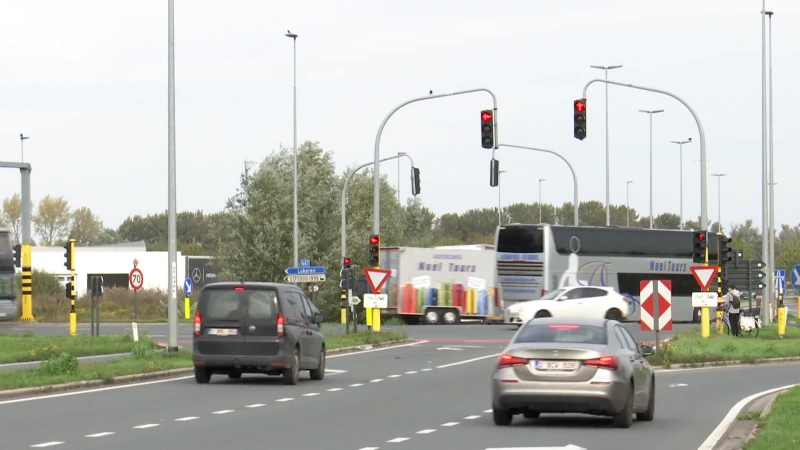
[[497, 353, 527, 368], [193, 312, 201, 337], [276, 313, 285, 337], [541, 290, 548, 297], [585, 356, 619, 371]]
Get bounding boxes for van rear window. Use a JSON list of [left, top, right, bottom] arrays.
[[201, 288, 277, 320]]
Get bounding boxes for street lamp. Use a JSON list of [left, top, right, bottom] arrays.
[[397, 152, 407, 203], [590, 64, 623, 227], [538, 178, 546, 223], [285, 30, 299, 267], [711, 173, 727, 231], [765, 10, 776, 319], [19, 134, 29, 162], [626, 180, 634, 227], [670, 138, 692, 229], [498, 170, 507, 225], [638, 109, 664, 229]]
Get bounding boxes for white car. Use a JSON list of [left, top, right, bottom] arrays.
[[515, 286, 632, 324]]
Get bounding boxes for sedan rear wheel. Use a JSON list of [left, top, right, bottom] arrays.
[[492, 407, 513, 426], [637, 377, 655, 421], [612, 385, 634, 428]]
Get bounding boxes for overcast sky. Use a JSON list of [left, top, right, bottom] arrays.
[[1, 0, 798, 232]]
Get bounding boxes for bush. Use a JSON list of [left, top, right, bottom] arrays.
[[14, 269, 63, 297], [33, 287, 171, 322], [38, 352, 79, 376]]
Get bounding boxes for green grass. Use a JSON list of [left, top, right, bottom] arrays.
[[0, 332, 157, 364], [34, 318, 194, 324], [0, 330, 408, 391], [744, 386, 800, 449], [738, 410, 762, 421], [646, 325, 800, 367]]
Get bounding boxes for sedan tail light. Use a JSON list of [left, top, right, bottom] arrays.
[[497, 353, 527, 368], [584, 355, 619, 371]]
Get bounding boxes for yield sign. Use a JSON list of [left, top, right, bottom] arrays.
[[690, 265, 719, 291], [364, 267, 392, 294]]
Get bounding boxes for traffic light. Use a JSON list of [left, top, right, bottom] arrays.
[[64, 281, 75, 301], [411, 167, 421, 196], [12, 244, 21, 268], [692, 231, 707, 264], [343, 257, 352, 269], [574, 99, 587, 140], [368, 234, 380, 267], [480, 110, 495, 149], [63, 239, 75, 271], [489, 158, 499, 187], [719, 235, 733, 263]]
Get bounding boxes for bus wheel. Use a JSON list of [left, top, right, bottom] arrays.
[[442, 309, 460, 325], [424, 310, 441, 325]]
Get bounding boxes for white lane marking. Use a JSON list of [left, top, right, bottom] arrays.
[[175, 416, 199, 421], [245, 404, 265, 408], [484, 409, 492, 413], [0, 340, 429, 406], [358, 448, 380, 450], [464, 415, 481, 420], [437, 353, 501, 369], [30, 442, 64, 448], [441, 422, 460, 426], [670, 383, 689, 388], [350, 383, 364, 387], [436, 347, 464, 351], [387, 437, 410, 443], [698, 383, 799, 449], [276, 398, 294, 402], [133, 424, 160, 429], [405, 371, 418, 374], [212, 409, 234, 414], [370, 378, 384, 383], [85, 432, 115, 438], [303, 393, 320, 397], [421, 368, 433, 372], [388, 374, 402, 378], [325, 369, 348, 373], [416, 429, 436, 434]]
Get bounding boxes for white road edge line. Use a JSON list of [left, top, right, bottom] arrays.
[[30, 442, 64, 448], [436, 353, 501, 369], [85, 432, 115, 438], [0, 340, 430, 406], [387, 437, 410, 443], [697, 383, 799, 450]]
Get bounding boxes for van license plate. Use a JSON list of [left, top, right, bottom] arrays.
[[208, 328, 238, 336], [533, 360, 578, 371]]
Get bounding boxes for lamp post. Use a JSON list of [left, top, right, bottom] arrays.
[[538, 178, 546, 223], [590, 64, 623, 227], [765, 10, 776, 317], [498, 170, 507, 225], [285, 30, 299, 267], [166, 0, 178, 353], [670, 138, 692, 229], [19, 134, 29, 162], [397, 152, 406, 203], [638, 109, 664, 229], [626, 180, 633, 227], [711, 173, 727, 231]]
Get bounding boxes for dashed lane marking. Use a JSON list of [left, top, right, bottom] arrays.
[[441, 422, 460, 427], [416, 429, 436, 434], [388, 374, 401, 378], [245, 404, 265, 408], [275, 398, 294, 402], [464, 415, 481, 420], [359, 409, 492, 449], [85, 432, 115, 438], [132, 424, 160, 429], [387, 437, 410, 443], [328, 388, 344, 392], [370, 378, 384, 383], [212, 410, 235, 414], [303, 393, 321, 397], [30, 442, 64, 448], [175, 416, 199, 421], [405, 371, 417, 374], [350, 383, 364, 387]]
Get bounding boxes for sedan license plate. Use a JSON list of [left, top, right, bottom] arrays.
[[207, 328, 238, 336], [533, 360, 578, 371]]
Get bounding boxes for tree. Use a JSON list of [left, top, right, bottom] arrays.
[[1, 193, 33, 244], [70, 206, 105, 246], [776, 237, 800, 272], [33, 195, 71, 245], [654, 213, 681, 230]]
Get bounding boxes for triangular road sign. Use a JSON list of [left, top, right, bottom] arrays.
[[690, 265, 719, 291], [364, 267, 392, 294]]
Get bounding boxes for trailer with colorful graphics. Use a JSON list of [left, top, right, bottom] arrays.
[[379, 246, 500, 324]]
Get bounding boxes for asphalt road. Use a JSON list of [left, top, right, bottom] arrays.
[[3, 337, 800, 450]]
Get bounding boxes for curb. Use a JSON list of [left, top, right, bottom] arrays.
[[652, 355, 800, 371], [709, 386, 793, 450], [0, 339, 415, 401]]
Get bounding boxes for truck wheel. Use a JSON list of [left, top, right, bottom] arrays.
[[442, 310, 460, 325], [424, 310, 440, 325]]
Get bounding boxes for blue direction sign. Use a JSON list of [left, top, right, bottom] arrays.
[[285, 266, 326, 275], [183, 277, 193, 296], [791, 265, 800, 288], [300, 259, 311, 267]]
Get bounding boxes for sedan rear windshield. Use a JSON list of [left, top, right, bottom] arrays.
[[200, 287, 278, 320], [515, 324, 607, 345]]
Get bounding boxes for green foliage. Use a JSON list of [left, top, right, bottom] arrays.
[[14, 269, 62, 297], [38, 352, 79, 376]]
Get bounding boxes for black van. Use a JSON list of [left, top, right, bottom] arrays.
[[192, 282, 326, 385]]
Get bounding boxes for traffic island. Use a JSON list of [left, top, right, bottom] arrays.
[[0, 332, 158, 364], [712, 384, 800, 449]]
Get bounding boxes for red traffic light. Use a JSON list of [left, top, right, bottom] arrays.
[[696, 232, 705, 241], [481, 111, 493, 122], [369, 235, 380, 245], [574, 100, 585, 113], [343, 257, 352, 265]]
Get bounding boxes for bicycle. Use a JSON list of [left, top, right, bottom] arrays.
[[717, 304, 761, 337]]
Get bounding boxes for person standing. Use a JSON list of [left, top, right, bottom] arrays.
[[725, 284, 742, 336]]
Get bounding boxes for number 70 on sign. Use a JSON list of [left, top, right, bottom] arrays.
[[129, 268, 144, 291]]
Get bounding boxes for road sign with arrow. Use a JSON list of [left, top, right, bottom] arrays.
[[723, 259, 766, 291]]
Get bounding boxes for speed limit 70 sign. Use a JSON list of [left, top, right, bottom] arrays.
[[129, 268, 144, 291]]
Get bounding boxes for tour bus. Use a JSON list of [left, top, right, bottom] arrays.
[[0, 228, 17, 321], [494, 223, 719, 324]]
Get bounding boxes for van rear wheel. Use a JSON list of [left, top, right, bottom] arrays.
[[283, 348, 300, 385], [194, 366, 211, 384], [309, 348, 326, 381]]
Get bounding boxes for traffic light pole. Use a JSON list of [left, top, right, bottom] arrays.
[[581, 79, 708, 232], [372, 88, 498, 235], [497, 144, 579, 226], [341, 153, 416, 261], [1, 162, 35, 321]]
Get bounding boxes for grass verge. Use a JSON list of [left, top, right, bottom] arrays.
[[0, 332, 156, 364], [743, 386, 800, 449], [0, 330, 408, 391], [646, 324, 800, 368]]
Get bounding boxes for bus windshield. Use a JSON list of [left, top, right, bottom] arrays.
[[0, 273, 14, 299]]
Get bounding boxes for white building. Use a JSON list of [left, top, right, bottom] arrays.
[[29, 241, 194, 296]]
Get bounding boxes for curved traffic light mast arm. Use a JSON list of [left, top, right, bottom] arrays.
[[342, 153, 416, 261], [496, 144, 579, 226], [581, 79, 708, 231], [372, 88, 499, 235]]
